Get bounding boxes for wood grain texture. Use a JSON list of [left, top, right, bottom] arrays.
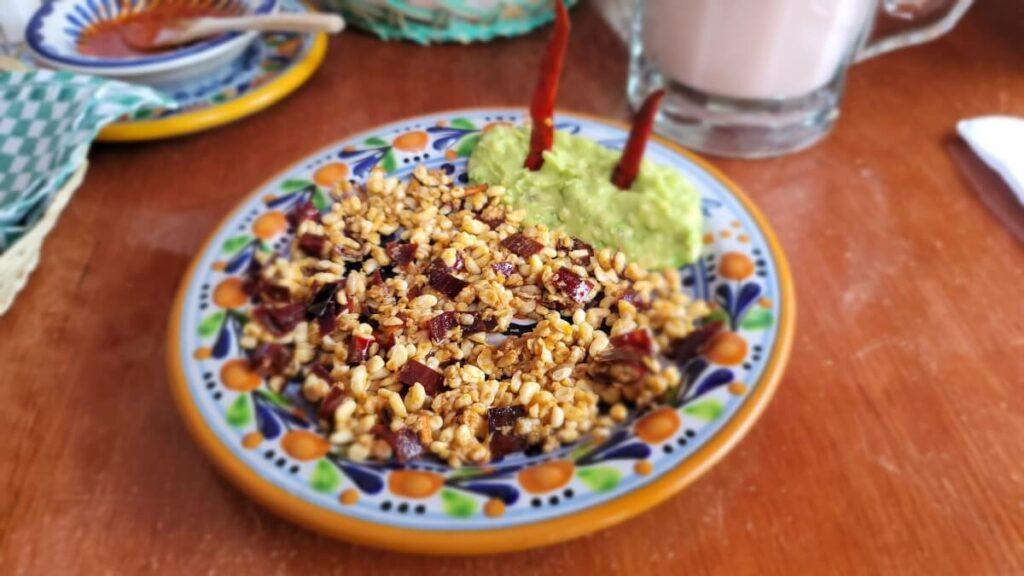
[[2, 1, 1023, 573]]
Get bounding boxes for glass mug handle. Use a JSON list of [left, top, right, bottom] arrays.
[[855, 0, 974, 62]]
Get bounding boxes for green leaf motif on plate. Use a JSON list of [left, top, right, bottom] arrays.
[[197, 311, 225, 337], [450, 118, 476, 130], [740, 307, 773, 330], [281, 178, 314, 192], [577, 466, 621, 493], [221, 234, 251, 255], [309, 460, 341, 493], [225, 395, 251, 427], [684, 399, 724, 421], [255, 388, 291, 409], [456, 134, 481, 158], [363, 136, 388, 147], [440, 489, 477, 518], [704, 308, 729, 325], [381, 149, 397, 173], [311, 188, 330, 212]]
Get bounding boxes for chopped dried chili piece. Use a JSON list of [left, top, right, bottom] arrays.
[[487, 406, 526, 432], [249, 343, 292, 377], [346, 334, 374, 365], [619, 288, 647, 310], [491, 261, 516, 277], [297, 233, 328, 256], [310, 362, 332, 381], [307, 283, 342, 335], [367, 269, 384, 287], [524, 0, 571, 171], [318, 386, 345, 422], [372, 425, 424, 463], [552, 267, 594, 303], [665, 320, 724, 365], [428, 311, 458, 343], [610, 328, 653, 355], [570, 237, 593, 265], [591, 347, 650, 384], [501, 233, 543, 258], [489, 432, 526, 460], [427, 264, 468, 299], [287, 199, 320, 227], [612, 88, 666, 190], [252, 302, 305, 336], [465, 315, 497, 334], [397, 360, 444, 396], [385, 241, 417, 267]]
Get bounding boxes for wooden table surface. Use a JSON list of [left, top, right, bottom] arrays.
[[2, 1, 1022, 573]]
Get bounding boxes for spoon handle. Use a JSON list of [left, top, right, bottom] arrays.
[[184, 13, 345, 41]]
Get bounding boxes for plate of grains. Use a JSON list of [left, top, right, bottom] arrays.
[[167, 108, 795, 554]]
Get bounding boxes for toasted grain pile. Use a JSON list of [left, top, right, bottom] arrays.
[[239, 165, 707, 467]]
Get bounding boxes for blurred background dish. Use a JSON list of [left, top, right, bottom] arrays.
[[24, 0, 279, 87], [97, 0, 328, 141], [321, 0, 577, 44]]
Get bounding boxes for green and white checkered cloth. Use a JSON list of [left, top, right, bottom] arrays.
[[0, 70, 172, 253]]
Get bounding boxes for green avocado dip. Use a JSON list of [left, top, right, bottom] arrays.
[[467, 125, 702, 269]]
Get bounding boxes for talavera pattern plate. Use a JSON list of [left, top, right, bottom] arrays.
[[167, 109, 795, 554]]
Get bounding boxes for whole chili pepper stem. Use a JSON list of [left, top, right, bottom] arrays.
[[611, 88, 666, 190], [524, 0, 570, 171]]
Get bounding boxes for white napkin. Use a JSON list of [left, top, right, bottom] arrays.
[[957, 116, 1024, 205]]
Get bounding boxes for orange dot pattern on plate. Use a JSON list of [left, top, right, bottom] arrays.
[[719, 252, 755, 280], [634, 460, 653, 475], [705, 332, 748, 366], [212, 277, 248, 309], [759, 297, 772, 308], [728, 382, 748, 396], [280, 430, 331, 461], [220, 359, 261, 391], [313, 162, 349, 187], [392, 131, 428, 152], [518, 461, 574, 494], [242, 432, 263, 449], [720, 230, 732, 239], [484, 498, 506, 517], [193, 347, 212, 360], [340, 489, 359, 505], [388, 470, 445, 499], [252, 211, 287, 239], [634, 407, 680, 444], [703, 233, 714, 245], [483, 121, 513, 133]]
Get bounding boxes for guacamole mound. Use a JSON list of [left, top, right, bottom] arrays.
[[468, 125, 702, 269]]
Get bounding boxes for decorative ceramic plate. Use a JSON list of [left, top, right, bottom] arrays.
[[97, 0, 325, 142], [167, 109, 795, 555], [26, 0, 276, 79]]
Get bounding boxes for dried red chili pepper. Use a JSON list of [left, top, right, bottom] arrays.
[[611, 89, 666, 190], [346, 334, 374, 365], [524, 0, 571, 171], [397, 360, 444, 396]]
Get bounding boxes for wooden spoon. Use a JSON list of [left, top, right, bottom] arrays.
[[122, 13, 345, 51]]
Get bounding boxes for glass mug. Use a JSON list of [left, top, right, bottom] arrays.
[[628, 0, 974, 158]]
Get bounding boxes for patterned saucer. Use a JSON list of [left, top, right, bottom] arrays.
[[97, 0, 326, 142], [167, 109, 795, 554]]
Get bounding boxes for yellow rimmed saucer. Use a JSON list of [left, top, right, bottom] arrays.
[[98, 0, 326, 142]]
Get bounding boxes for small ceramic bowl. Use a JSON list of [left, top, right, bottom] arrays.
[[25, 0, 279, 88]]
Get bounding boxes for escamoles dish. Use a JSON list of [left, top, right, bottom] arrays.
[[237, 163, 714, 467]]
